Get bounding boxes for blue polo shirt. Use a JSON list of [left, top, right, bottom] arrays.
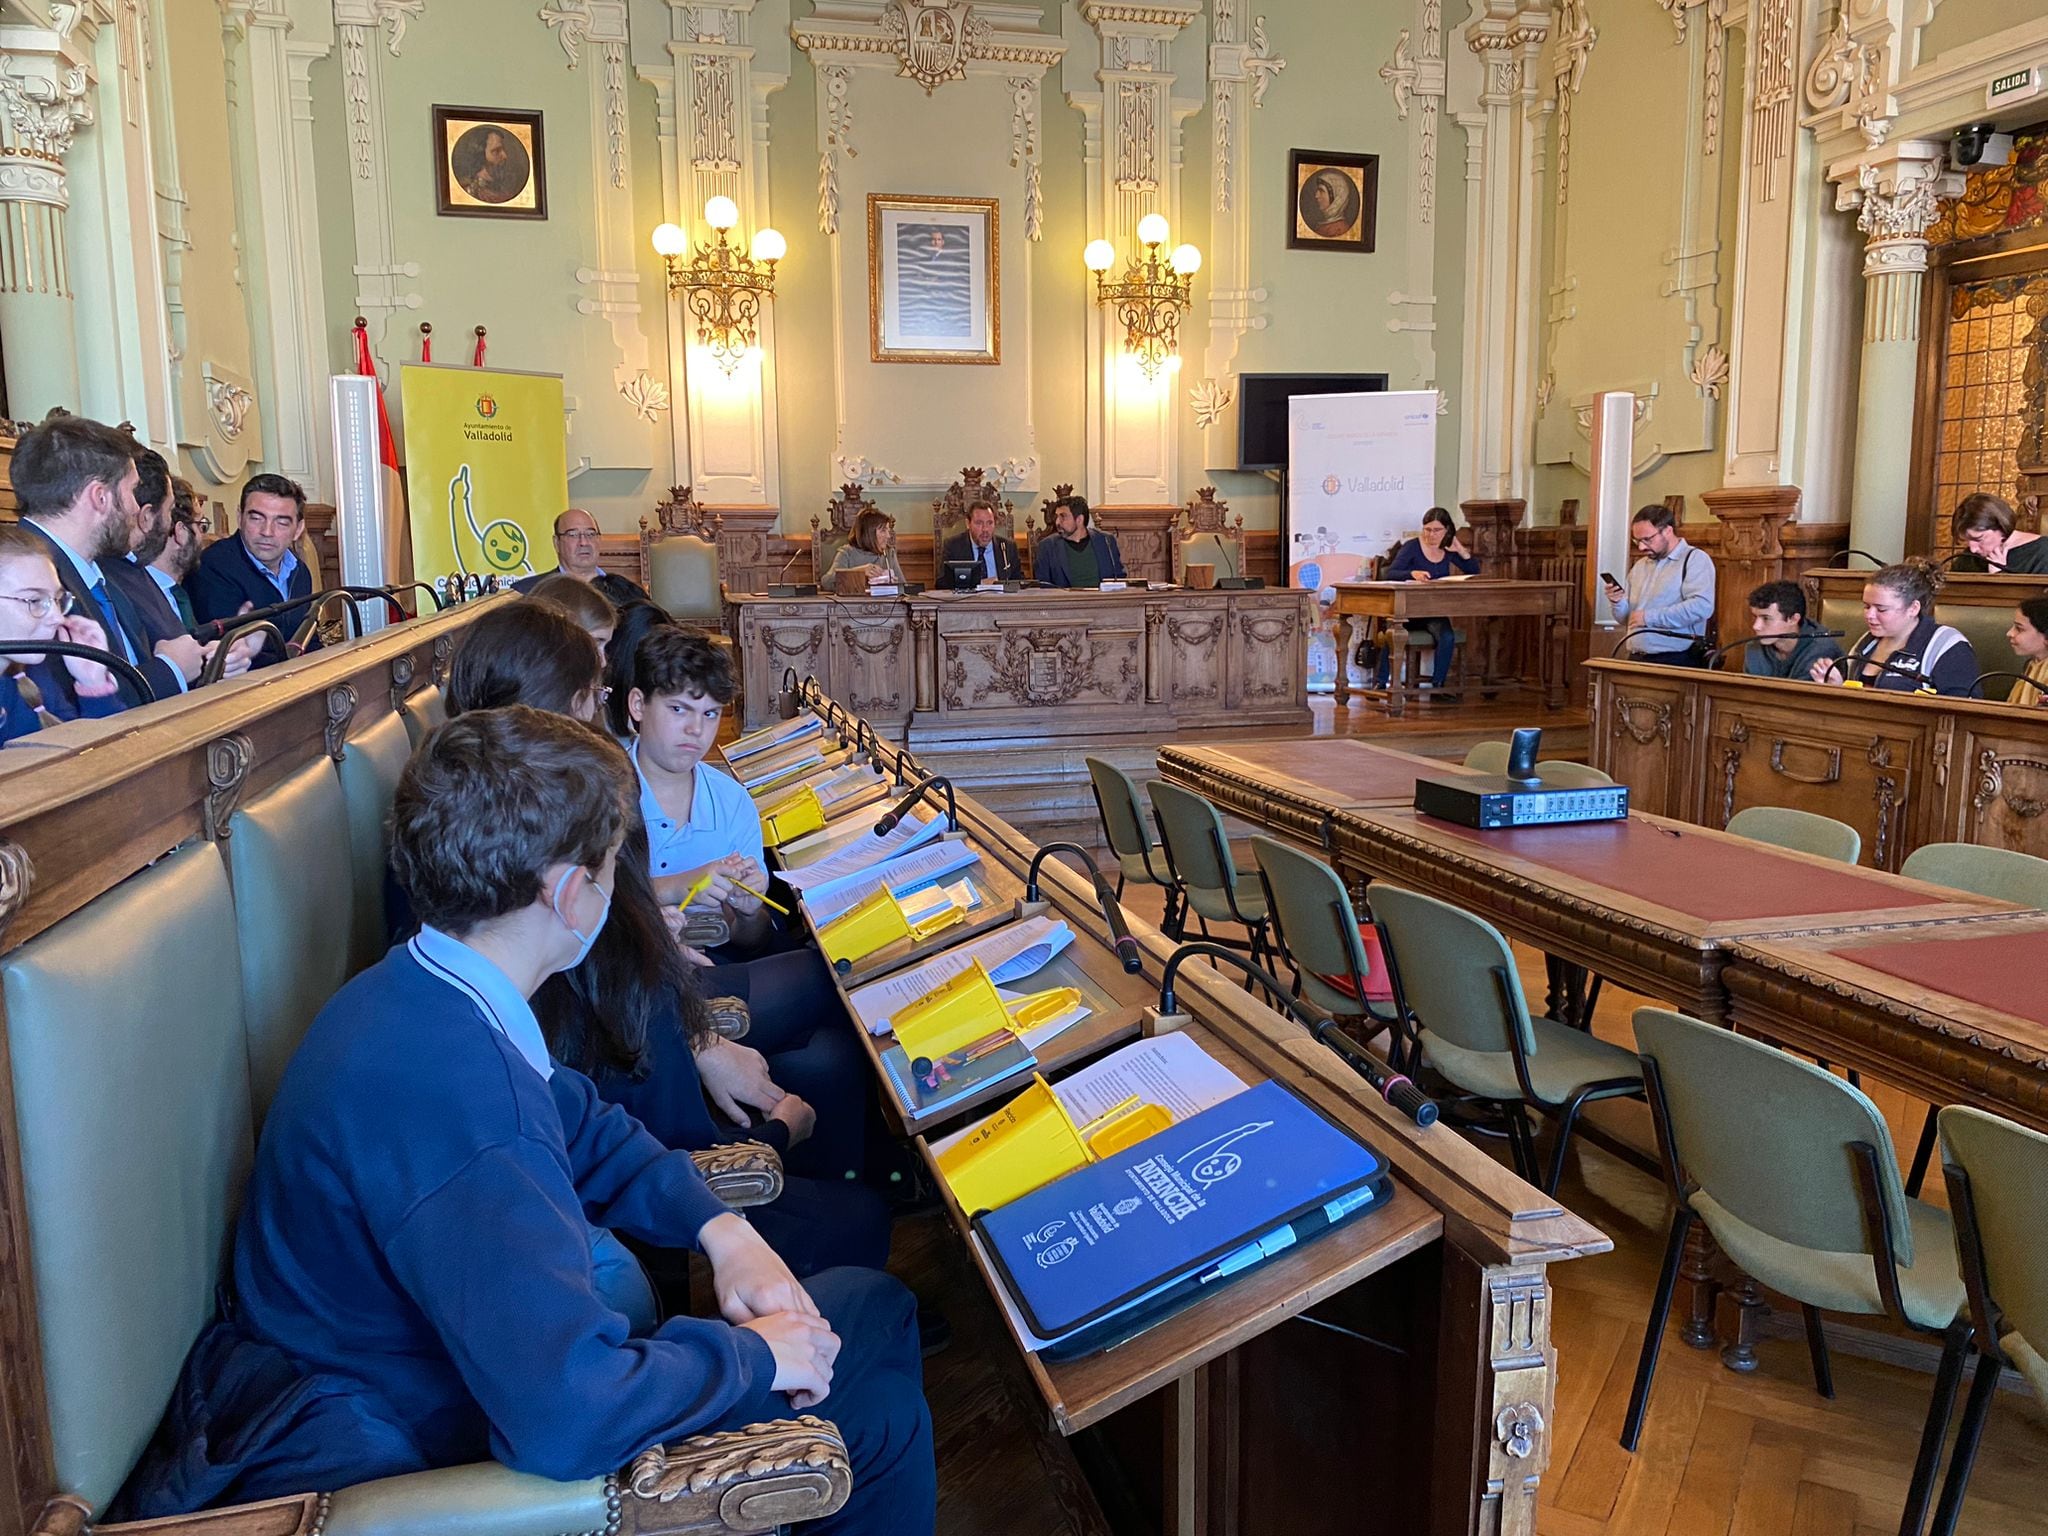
[[630, 739, 764, 878]]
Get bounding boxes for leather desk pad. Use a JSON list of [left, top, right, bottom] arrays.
[[1416, 816, 1945, 924], [1827, 930, 2048, 1028], [1205, 741, 1479, 804]]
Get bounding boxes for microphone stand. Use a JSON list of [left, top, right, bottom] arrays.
[[1026, 841, 1143, 973], [198, 621, 287, 686], [1822, 549, 1889, 569], [0, 639, 155, 705], [1820, 642, 1939, 694], [874, 773, 958, 835], [1968, 669, 2043, 702], [1696, 629, 1847, 668], [1157, 942, 1438, 1127], [288, 590, 366, 657], [1606, 625, 1715, 662]]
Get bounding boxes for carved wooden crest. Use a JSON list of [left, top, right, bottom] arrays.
[[814, 482, 879, 540], [934, 466, 1015, 542], [1039, 481, 1076, 533], [203, 733, 255, 842], [881, 0, 990, 93], [1171, 486, 1246, 581], [627, 1415, 850, 1517], [645, 483, 724, 542], [1177, 486, 1236, 536], [325, 683, 359, 762]]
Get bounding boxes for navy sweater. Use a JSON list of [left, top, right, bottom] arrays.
[[1386, 538, 1479, 581]]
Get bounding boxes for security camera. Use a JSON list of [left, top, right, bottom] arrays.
[[1951, 123, 2015, 168]]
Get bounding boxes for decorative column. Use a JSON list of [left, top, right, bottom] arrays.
[[333, 0, 425, 362], [1071, 0, 1200, 506], [0, 29, 93, 416], [1377, 0, 1446, 391], [1836, 143, 1959, 559]]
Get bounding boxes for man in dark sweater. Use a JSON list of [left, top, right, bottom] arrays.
[[1743, 580, 1843, 680], [119, 707, 934, 1532], [1033, 493, 1126, 588]]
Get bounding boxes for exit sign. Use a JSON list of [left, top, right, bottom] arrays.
[[1988, 67, 2042, 108]]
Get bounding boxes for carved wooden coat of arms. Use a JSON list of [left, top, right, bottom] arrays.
[[882, 0, 990, 93]]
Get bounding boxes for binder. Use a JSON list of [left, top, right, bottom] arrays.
[[974, 1080, 1391, 1358]]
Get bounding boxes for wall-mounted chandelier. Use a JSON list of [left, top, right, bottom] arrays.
[[1084, 214, 1201, 380], [652, 196, 786, 375]]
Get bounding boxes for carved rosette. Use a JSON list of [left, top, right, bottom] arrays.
[[627, 1416, 851, 1529], [1482, 1267, 1553, 1525], [431, 635, 454, 687], [0, 841, 34, 941], [325, 683, 360, 761], [390, 652, 417, 716], [203, 734, 256, 842]]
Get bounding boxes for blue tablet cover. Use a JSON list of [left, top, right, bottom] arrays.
[[975, 1080, 1388, 1343]]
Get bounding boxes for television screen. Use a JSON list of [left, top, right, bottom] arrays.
[[1237, 373, 1390, 470]]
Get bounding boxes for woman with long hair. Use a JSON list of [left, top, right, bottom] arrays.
[[2005, 595, 2048, 705], [824, 508, 906, 593]]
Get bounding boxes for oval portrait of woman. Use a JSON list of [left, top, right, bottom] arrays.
[[1297, 168, 1360, 241]]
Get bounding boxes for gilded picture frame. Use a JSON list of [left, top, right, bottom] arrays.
[[868, 194, 1000, 364], [433, 105, 548, 220], [1287, 149, 1377, 253]]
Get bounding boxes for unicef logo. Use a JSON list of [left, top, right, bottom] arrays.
[[475, 395, 498, 419], [1321, 474, 1342, 496]]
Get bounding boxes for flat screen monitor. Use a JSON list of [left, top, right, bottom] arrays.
[[1237, 373, 1390, 470]]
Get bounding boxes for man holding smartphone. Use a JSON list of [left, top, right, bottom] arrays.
[[1603, 505, 1717, 666]]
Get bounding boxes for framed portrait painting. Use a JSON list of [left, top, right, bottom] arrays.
[[433, 106, 547, 219], [868, 194, 1000, 364], [1287, 149, 1377, 253]]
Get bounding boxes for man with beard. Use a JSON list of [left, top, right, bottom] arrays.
[[13, 413, 207, 715], [105, 454, 260, 683]]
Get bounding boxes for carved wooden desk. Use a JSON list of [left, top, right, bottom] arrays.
[[1326, 580, 1572, 715], [1723, 914, 2048, 1133], [726, 587, 1314, 741], [1158, 739, 1483, 849], [1586, 658, 2048, 868], [792, 700, 1610, 1536]]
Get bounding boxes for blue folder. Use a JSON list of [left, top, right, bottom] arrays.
[[975, 1079, 1392, 1357]]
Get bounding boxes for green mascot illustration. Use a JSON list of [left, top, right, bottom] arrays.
[[447, 463, 533, 576]]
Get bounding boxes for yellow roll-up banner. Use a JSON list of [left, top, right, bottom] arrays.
[[398, 364, 566, 582]]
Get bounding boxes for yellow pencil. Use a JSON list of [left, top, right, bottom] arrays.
[[676, 870, 790, 916]]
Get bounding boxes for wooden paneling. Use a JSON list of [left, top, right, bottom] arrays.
[[1586, 658, 2048, 868]]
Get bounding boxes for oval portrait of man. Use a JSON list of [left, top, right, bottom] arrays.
[[1297, 167, 1361, 241], [450, 123, 532, 206]]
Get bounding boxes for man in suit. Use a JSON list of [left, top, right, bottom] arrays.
[[12, 413, 207, 716], [934, 502, 1021, 589], [190, 472, 317, 668], [513, 508, 651, 608], [148, 478, 208, 630], [1032, 493, 1126, 589], [108, 455, 262, 683]]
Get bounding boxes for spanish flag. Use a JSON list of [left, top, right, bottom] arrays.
[[352, 318, 412, 585]]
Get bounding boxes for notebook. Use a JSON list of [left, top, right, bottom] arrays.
[[975, 1080, 1390, 1358]]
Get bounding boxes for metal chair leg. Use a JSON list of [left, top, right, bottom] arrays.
[[1905, 1105, 1940, 1198], [1925, 1350, 2001, 1536], [1802, 1305, 1834, 1400], [1622, 1206, 1694, 1452], [1900, 1325, 1973, 1536]]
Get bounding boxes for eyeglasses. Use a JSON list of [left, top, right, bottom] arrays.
[[0, 591, 76, 620], [558, 530, 601, 544]]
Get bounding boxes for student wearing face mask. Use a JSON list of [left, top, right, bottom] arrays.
[[115, 707, 935, 1534]]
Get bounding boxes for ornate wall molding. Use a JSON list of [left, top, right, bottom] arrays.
[[1549, 0, 1593, 207], [1803, 3, 1896, 150], [1009, 74, 1042, 240], [818, 63, 854, 234]]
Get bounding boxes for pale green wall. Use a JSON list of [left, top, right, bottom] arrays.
[[1920, 0, 2048, 62]]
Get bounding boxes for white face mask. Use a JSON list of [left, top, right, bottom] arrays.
[[550, 866, 611, 969]]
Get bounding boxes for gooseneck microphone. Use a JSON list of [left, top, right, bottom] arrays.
[[1822, 642, 1938, 693], [288, 591, 366, 656], [1156, 942, 1438, 1127], [1968, 669, 2042, 701], [1606, 625, 1714, 659], [1025, 841, 1142, 973], [874, 773, 958, 836], [199, 620, 287, 685], [1695, 629, 1847, 667], [1823, 549, 1888, 569], [0, 639, 155, 703]]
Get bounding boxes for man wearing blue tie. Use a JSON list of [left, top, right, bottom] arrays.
[[11, 413, 207, 717], [934, 502, 1021, 589]]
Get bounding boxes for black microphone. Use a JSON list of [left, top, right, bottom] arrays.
[[1820, 640, 1938, 693], [0, 638, 156, 703], [1968, 669, 2043, 701], [874, 774, 957, 835], [191, 592, 317, 642], [1156, 942, 1438, 1127], [287, 591, 366, 656], [767, 543, 809, 594], [1937, 550, 1991, 572], [1824, 549, 1889, 569], [1696, 628, 1846, 666], [1606, 625, 1713, 660], [199, 620, 287, 685], [1026, 841, 1142, 973]]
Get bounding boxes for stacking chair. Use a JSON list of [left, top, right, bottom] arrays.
[[1248, 835, 1396, 1033], [1148, 779, 1270, 969], [1624, 1010, 1968, 1536], [1929, 1107, 2048, 1536], [1726, 805, 1862, 864], [1462, 740, 1510, 774], [1369, 884, 1642, 1193], [1896, 843, 2048, 1194], [1087, 756, 1184, 937], [1530, 760, 1612, 789]]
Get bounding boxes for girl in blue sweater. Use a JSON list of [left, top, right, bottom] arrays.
[[1374, 506, 1479, 694]]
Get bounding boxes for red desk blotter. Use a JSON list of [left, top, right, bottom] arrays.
[[1827, 930, 2048, 1029]]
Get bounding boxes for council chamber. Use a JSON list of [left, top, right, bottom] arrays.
[[0, 2, 2046, 1534]]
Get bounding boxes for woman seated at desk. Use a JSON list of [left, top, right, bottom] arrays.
[[1811, 557, 1979, 695], [1374, 506, 1479, 694], [2007, 595, 2048, 705], [1951, 491, 2048, 575], [824, 509, 906, 594]]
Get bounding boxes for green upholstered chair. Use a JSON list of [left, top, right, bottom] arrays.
[[402, 683, 447, 746], [1928, 1107, 2048, 1536], [1462, 741, 1510, 774], [1623, 1009, 1968, 1536], [1086, 757, 1183, 937], [226, 759, 358, 1120], [0, 841, 827, 1533], [1148, 780, 1271, 969], [1896, 843, 2048, 1195], [1725, 805, 1862, 865], [645, 528, 722, 628], [1370, 884, 1642, 1193], [1532, 760, 1613, 789], [1248, 835, 1395, 1030], [335, 710, 415, 974]]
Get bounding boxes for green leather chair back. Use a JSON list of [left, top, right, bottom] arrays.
[[1367, 883, 1538, 1059], [1725, 805, 1862, 864], [404, 685, 447, 746], [1, 844, 253, 1510], [647, 533, 722, 626], [1087, 757, 1166, 887], [1900, 842, 2048, 908], [1463, 741, 1510, 774], [1940, 1106, 2048, 1391], [1147, 779, 1244, 923], [336, 711, 415, 974], [229, 760, 357, 1121], [1249, 836, 1372, 1018], [1633, 1007, 1913, 1261], [1533, 760, 1613, 789]]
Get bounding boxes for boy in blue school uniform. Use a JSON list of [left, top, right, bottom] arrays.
[[118, 706, 934, 1533]]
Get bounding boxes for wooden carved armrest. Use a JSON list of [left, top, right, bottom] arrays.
[[690, 1140, 783, 1207], [704, 995, 750, 1040], [623, 1416, 849, 1535], [72, 1493, 322, 1535]]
